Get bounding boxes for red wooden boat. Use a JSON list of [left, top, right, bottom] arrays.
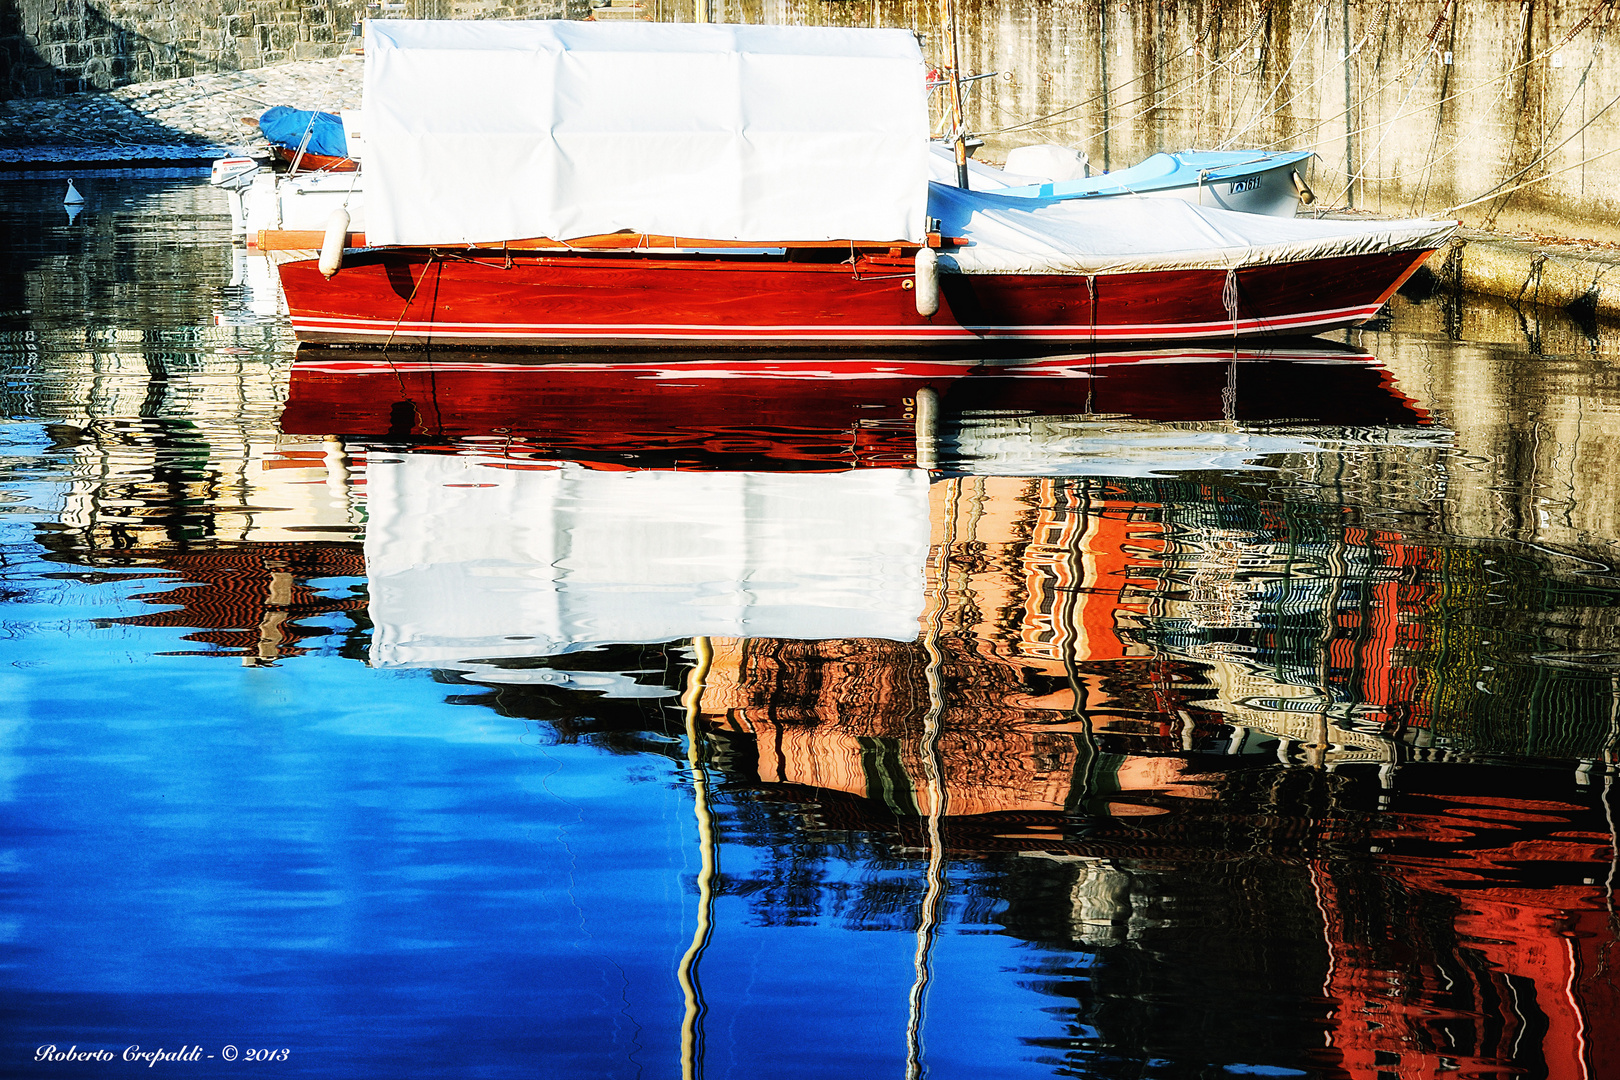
[[268, 21, 1452, 350], [265, 229, 1442, 348]]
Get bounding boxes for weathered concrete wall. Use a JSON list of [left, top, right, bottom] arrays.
[[898, 0, 1620, 243], [671, 0, 1620, 243], [1044, 0, 1620, 243]]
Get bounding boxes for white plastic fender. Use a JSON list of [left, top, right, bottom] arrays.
[[1292, 169, 1316, 205], [914, 246, 940, 317], [319, 208, 350, 279]]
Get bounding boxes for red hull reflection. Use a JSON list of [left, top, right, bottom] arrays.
[[281, 347, 1430, 471]]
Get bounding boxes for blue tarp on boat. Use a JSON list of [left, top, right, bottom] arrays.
[[258, 107, 348, 159], [995, 150, 1317, 200]]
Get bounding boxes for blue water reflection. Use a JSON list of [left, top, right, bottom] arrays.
[[2, 175, 1618, 1080]]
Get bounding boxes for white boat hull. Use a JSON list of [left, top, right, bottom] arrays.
[[216, 166, 368, 246]]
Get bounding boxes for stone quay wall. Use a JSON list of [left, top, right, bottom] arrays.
[[6, 0, 1620, 240], [0, 0, 572, 99]]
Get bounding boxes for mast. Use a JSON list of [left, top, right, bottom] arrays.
[[943, 0, 971, 189]]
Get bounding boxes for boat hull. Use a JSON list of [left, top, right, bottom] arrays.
[[1149, 158, 1306, 217], [270, 145, 358, 172], [274, 246, 1436, 348]]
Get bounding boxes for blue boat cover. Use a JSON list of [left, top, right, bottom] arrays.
[[994, 150, 1317, 200], [258, 106, 349, 159]]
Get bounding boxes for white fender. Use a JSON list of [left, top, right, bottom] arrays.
[[1291, 170, 1316, 205], [914, 247, 940, 317], [319, 208, 350, 279]]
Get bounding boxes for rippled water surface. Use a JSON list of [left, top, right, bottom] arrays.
[[2, 175, 1618, 1079]]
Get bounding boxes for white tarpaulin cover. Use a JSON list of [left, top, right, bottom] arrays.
[[362, 20, 930, 246], [929, 182, 1458, 275], [365, 455, 932, 666]]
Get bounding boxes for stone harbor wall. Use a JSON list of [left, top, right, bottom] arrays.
[[7, 0, 1620, 244], [0, 0, 575, 99]]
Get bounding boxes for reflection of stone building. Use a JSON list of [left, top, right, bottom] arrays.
[[698, 473, 1450, 814], [87, 545, 366, 664], [18, 177, 367, 665], [973, 767, 1620, 1080], [1313, 782, 1620, 1080], [695, 467, 1618, 1076], [39, 419, 365, 663], [1379, 293, 1620, 654], [37, 381, 364, 664], [1148, 516, 1440, 767], [698, 474, 1197, 817]]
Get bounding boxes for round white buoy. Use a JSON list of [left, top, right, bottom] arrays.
[[914, 247, 940, 317], [63, 180, 85, 205], [319, 208, 350, 279]]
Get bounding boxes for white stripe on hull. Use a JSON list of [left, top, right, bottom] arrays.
[[289, 301, 1386, 346]]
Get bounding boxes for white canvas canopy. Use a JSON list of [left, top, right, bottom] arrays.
[[365, 455, 932, 666], [361, 20, 930, 246], [929, 182, 1457, 275]]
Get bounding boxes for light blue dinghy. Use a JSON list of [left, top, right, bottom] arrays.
[[930, 145, 1318, 218]]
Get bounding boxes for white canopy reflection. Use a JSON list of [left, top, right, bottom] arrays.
[[365, 454, 932, 666], [948, 416, 1453, 476]]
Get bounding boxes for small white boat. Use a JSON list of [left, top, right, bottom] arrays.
[[930, 144, 1317, 218], [210, 109, 365, 244], [211, 159, 365, 246]]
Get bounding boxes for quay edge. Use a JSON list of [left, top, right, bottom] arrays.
[[1440, 232, 1620, 326]]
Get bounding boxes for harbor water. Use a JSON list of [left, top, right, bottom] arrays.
[[1, 174, 1617, 1079]]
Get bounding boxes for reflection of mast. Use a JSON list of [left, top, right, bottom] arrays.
[[906, 480, 955, 1079], [1059, 479, 1098, 806], [1607, 675, 1618, 916], [679, 637, 717, 1080]]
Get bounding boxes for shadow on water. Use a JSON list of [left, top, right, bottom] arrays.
[[3, 175, 1620, 1078]]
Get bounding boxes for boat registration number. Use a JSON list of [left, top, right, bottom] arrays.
[[1229, 178, 1261, 193]]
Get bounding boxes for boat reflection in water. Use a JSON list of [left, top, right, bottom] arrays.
[[279, 345, 1618, 1079]]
